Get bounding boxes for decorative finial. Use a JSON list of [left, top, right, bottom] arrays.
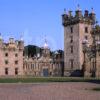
[[91, 7, 94, 13], [77, 4, 81, 11], [44, 35, 48, 49], [20, 33, 24, 41], [68, 10, 72, 17], [64, 8, 66, 14]]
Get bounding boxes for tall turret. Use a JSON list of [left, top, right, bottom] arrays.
[[62, 9, 68, 26], [75, 5, 83, 18], [89, 8, 96, 24], [62, 6, 96, 76], [42, 38, 50, 58], [18, 35, 24, 50], [84, 10, 89, 18]]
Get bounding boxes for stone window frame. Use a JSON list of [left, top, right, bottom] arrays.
[[5, 53, 8, 57], [70, 36, 73, 43], [70, 45, 73, 53], [70, 26, 73, 33], [69, 59, 74, 69], [15, 53, 18, 57], [15, 68, 18, 75], [5, 60, 9, 65], [85, 27, 88, 33], [15, 60, 18, 65], [84, 35, 88, 40], [5, 68, 9, 75], [32, 64, 34, 69]]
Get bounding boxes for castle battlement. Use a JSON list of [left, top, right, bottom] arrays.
[[0, 37, 24, 51], [62, 8, 96, 27]]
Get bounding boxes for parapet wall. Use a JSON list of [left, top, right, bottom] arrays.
[[62, 9, 96, 26]]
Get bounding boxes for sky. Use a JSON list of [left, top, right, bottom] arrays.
[[0, 0, 99, 50]]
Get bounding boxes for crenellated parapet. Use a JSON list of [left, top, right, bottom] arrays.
[[0, 37, 24, 51], [62, 8, 96, 27]]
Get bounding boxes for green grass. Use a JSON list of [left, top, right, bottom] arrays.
[[0, 77, 99, 83]]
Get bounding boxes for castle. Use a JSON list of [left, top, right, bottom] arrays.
[[62, 6, 100, 77], [0, 6, 100, 77], [0, 36, 63, 77], [23, 40, 63, 77], [0, 37, 24, 76]]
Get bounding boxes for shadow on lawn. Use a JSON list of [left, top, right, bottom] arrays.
[[88, 79, 100, 84]]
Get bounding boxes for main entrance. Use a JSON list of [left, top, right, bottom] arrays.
[[43, 69, 48, 77]]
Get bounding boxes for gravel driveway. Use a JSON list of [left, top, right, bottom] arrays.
[[0, 82, 99, 100]]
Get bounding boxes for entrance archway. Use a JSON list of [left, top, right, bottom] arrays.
[[43, 68, 48, 77]]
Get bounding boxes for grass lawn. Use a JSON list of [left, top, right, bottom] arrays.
[[0, 77, 99, 83]]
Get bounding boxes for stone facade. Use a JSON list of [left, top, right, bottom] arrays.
[[23, 42, 63, 77], [62, 8, 96, 76], [0, 37, 24, 76], [83, 26, 100, 77], [0, 36, 63, 77]]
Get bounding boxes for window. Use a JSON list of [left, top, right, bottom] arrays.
[[38, 64, 39, 69], [15, 68, 18, 75], [5, 60, 8, 65], [69, 59, 74, 69], [15, 60, 18, 64], [50, 72, 52, 76], [70, 46, 73, 53], [85, 27, 88, 33], [70, 27, 73, 33], [5, 68, 8, 75], [85, 36, 88, 40], [32, 64, 34, 69], [70, 36, 73, 43], [31, 64, 33, 69], [15, 53, 18, 57], [5, 53, 8, 57]]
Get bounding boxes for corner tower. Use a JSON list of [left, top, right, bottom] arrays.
[[62, 7, 96, 76]]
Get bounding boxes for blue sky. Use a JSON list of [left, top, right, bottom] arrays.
[[0, 0, 99, 50]]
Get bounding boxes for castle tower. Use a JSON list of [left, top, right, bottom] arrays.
[[62, 7, 96, 76], [42, 38, 50, 58], [18, 35, 24, 50]]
